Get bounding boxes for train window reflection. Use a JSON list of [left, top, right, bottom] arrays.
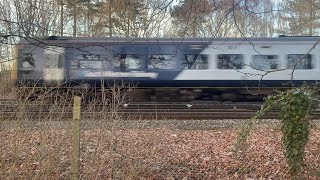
[[71, 60, 80, 69], [218, 54, 243, 69], [74, 54, 102, 69], [183, 54, 208, 70], [148, 55, 175, 69], [252, 55, 278, 70], [45, 54, 63, 69], [287, 54, 312, 69], [113, 54, 143, 71], [79, 61, 102, 69], [21, 53, 35, 68]]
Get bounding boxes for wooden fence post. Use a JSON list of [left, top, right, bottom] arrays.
[[71, 96, 81, 179]]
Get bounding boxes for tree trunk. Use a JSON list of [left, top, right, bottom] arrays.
[[109, 2, 112, 37], [60, 0, 64, 36], [73, 2, 76, 37], [309, 0, 313, 36]]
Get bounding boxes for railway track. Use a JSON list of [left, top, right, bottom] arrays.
[[0, 100, 319, 120]]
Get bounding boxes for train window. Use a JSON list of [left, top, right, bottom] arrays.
[[75, 54, 102, 69], [79, 61, 102, 69], [58, 55, 64, 68], [71, 60, 80, 69], [252, 55, 278, 70], [218, 54, 243, 69], [21, 53, 35, 68], [71, 55, 85, 69], [287, 54, 312, 69], [148, 55, 175, 69], [45, 54, 64, 69], [183, 54, 208, 70], [45, 54, 59, 68], [113, 54, 143, 71]]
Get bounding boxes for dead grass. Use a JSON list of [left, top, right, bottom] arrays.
[[0, 64, 14, 98]]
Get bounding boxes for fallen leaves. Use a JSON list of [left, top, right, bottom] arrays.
[[0, 125, 319, 179]]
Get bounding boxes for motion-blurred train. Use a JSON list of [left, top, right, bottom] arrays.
[[13, 36, 320, 101]]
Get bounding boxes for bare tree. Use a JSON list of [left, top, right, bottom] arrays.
[[9, 0, 60, 37], [170, 0, 214, 37], [169, 0, 275, 38], [90, 0, 173, 38], [278, 0, 320, 36]]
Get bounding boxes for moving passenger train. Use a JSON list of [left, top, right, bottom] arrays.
[[15, 36, 320, 101]]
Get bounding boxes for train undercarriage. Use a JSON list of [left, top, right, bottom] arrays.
[[131, 87, 275, 102], [16, 86, 272, 103], [15, 80, 294, 103]]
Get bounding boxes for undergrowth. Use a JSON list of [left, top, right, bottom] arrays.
[[234, 85, 318, 179]]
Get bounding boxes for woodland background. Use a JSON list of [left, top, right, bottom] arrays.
[[1, 1, 320, 179], [0, 0, 320, 60]]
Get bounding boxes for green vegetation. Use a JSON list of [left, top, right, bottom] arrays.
[[235, 85, 318, 179]]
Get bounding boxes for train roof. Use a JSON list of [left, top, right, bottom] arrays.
[[19, 36, 320, 46]]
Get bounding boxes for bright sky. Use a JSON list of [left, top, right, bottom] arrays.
[[271, 0, 282, 4]]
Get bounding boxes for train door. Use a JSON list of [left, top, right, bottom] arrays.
[[43, 46, 65, 85]]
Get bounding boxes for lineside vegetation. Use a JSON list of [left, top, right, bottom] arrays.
[[235, 84, 318, 179]]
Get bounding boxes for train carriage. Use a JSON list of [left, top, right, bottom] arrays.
[[15, 36, 320, 101]]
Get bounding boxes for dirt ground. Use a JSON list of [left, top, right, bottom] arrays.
[[1, 121, 320, 179]]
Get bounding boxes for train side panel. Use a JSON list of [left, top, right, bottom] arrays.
[[16, 37, 320, 89]]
